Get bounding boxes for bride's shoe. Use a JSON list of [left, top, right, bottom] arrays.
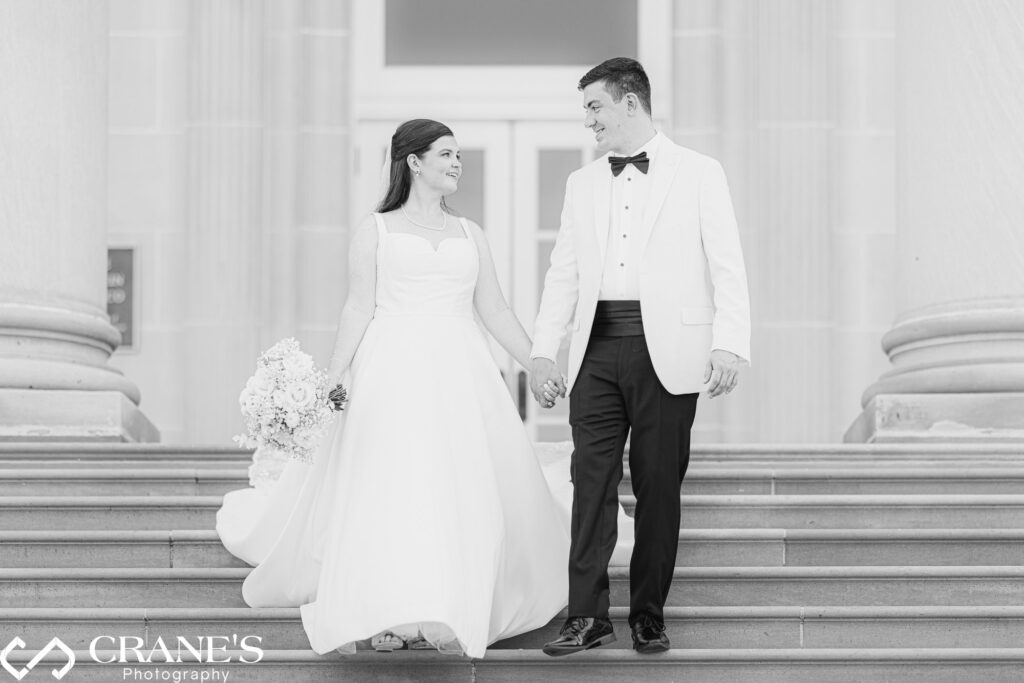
[[371, 632, 406, 652]]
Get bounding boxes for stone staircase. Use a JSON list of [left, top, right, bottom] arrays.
[[2, 443, 1024, 681]]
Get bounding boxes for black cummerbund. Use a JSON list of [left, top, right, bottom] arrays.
[[591, 300, 644, 337]]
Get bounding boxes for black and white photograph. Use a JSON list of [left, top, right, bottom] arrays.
[[1, 0, 1023, 681]]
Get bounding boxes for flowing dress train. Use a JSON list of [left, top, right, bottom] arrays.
[[216, 213, 634, 657]]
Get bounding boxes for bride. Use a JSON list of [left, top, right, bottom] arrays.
[[216, 119, 633, 657]]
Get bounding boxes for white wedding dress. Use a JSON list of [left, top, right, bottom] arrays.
[[216, 213, 634, 657]]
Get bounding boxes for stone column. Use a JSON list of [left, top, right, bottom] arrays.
[[0, 0, 156, 441], [184, 0, 266, 442], [181, 0, 351, 444], [293, 0, 352, 367], [692, 0, 835, 442], [833, 0, 898, 434], [847, 0, 1024, 441]]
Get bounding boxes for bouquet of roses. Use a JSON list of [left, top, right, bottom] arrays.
[[233, 338, 346, 465]]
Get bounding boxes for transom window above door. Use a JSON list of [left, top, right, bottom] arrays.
[[385, 0, 638, 66], [353, 0, 670, 121]]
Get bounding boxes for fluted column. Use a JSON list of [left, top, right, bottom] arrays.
[[691, 0, 834, 442], [832, 1, 898, 434], [179, 1, 351, 444], [293, 0, 352, 367], [847, 0, 1024, 441], [0, 0, 156, 441], [184, 0, 266, 442]]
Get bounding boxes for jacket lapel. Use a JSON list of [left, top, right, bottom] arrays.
[[637, 141, 682, 256]]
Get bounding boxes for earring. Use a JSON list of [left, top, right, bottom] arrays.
[[414, 170, 421, 176]]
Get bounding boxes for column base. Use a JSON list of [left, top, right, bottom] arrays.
[[0, 389, 160, 442], [845, 393, 1024, 443]]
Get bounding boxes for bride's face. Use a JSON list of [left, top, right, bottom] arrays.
[[412, 136, 462, 195]]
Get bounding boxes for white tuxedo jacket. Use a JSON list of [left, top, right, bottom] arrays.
[[531, 133, 751, 395]]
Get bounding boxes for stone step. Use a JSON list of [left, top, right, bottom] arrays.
[[9, 467, 1024, 496], [498, 606, 1024, 651], [0, 459, 245, 469], [0, 444, 251, 460], [0, 442, 1020, 467], [8, 458, 1024, 475], [9, 606, 1024, 651], [3, 567, 1024, 608], [761, 528, 1024, 566], [0, 530, 250, 568], [5, 528, 1024, 568], [0, 469, 246, 496], [5, 648, 1024, 682], [1, 442, 1019, 457], [652, 468, 1024, 495], [8, 494, 1024, 530], [691, 458, 1024, 469], [0, 496, 222, 530], [677, 495, 1024, 529]]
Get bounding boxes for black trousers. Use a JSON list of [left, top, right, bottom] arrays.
[[567, 331, 698, 625]]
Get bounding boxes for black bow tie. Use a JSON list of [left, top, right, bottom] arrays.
[[608, 151, 650, 177]]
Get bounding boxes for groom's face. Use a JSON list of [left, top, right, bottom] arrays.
[[582, 81, 629, 154]]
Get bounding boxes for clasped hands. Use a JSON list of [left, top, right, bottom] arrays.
[[529, 357, 565, 409]]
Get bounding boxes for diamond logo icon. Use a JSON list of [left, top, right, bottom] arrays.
[[1, 638, 76, 681]]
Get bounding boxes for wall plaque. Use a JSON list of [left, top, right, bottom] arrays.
[[107, 248, 134, 349]]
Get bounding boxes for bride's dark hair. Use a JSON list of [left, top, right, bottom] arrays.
[[376, 119, 455, 214]]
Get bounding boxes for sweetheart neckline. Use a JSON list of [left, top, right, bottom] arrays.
[[385, 232, 471, 254]]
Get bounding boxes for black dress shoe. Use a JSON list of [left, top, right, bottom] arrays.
[[630, 615, 669, 654], [542, 617, 616, 657]]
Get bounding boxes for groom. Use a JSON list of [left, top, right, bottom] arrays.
[[530, 57, 751, 655]]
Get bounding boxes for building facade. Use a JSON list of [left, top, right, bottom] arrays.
[[3, 0, 1022, 445]]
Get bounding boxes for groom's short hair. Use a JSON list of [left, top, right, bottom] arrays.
[[579, 58, 652, 116]]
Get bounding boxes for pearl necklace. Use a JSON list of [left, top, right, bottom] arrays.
[[401, 205, 447, 232]]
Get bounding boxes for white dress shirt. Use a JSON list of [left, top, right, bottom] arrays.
[[598, 132, 662, 301]]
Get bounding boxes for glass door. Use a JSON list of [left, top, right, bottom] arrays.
[[512, 122, 598, 441]]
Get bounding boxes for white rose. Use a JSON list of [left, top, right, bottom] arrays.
[[282, 382, 317, 411], [248, 369, 275, 395], [285, 411, 300, 429]]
